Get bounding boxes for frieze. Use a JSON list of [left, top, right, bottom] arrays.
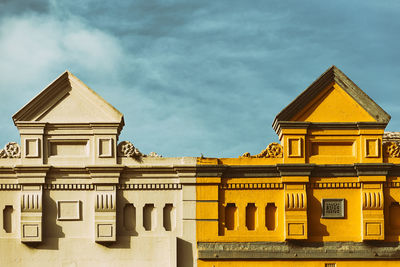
[[240, 142, 283, 158], [117, 183, 182, 190], [0, 184, 21, 190], [220, 183, 283, 190]]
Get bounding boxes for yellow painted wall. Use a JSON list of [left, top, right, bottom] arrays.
[[196, 75, 394, 265], [198, 260, 400, 267]]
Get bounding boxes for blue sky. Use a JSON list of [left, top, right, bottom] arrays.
[[0, 0, 400, 157]]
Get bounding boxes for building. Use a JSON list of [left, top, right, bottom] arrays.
[[0, 72, 197, 266], [1, 66, 400, 266], [197, 66, 400, 267]]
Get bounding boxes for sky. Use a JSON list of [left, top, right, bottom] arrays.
[[0, 0, 400, 158]]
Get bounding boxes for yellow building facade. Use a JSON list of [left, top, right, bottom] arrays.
[[197, 66, 400, 266]]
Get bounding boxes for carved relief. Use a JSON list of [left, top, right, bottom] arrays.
[[0, 142, 21, 158], [118, 141, 143, 157], [285, 192, 306, 210], [384, 142, 400, 158], [95, 192, 115, 212], [21, 192, 42, 212], [240, 142, 283, 158], [363, 191, 383, 209], [117, 141, 162, 158]]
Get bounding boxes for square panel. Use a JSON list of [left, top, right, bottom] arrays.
[[97, 224, 113, 237], [288, 138, 302, 157], [287, 223, 304, 236], [366, 222, 381, 236], [322, 198, 345, 218], [23, 224, 39, 238], [57, 201, 81, 221]]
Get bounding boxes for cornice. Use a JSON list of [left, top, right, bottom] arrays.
[[196, 165, 227, 177], [198, 241, 400, 259], [273, 121, 388, 136], [354, 163, 393, 176]]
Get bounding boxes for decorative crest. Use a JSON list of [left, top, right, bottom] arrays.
[[384, 142, 400, 158], [117, 141, 162, 159], [0, 142, 21, 158], [240, 142, 283, 158], [118, 141, 144, 158]]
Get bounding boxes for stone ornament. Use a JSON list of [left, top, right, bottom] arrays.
[[118, 141, 162, 158], [384, 142, 400, 158], [240, 142, 283, 158], [118, 141, 143, 157], [0, 142, 21, 158], [148, 151, 162, 158]]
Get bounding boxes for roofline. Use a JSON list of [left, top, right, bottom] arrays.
[[272, 65, 391, 134]]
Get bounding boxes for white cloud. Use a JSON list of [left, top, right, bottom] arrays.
[[0, 12, 126, 145]]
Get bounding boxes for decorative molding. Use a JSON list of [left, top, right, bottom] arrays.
[[95, 192, 115, 212], [117, 183, 182, 190], [321, 198, 345, 218], [383, 131, 400, 143], [285, 192, 306, 210], [385, 182, 400, 188], [384, 141, 400, 158], [220, 183, 283, 190], [148, 151, 162, 157], [43, 184, 94, 190], [117, 141, 162, 158], [310, 182, 361, 189], [0, 184, 21, 190], [118, 141, 143, 157], [363, 191, 383, 209], [0, 142, 21, 158], [240, 142, 283, 158], [57, 200, 81, 220], [21, 192, 42, 212], [197, 241, 400, 259]]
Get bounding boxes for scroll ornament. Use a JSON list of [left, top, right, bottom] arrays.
[[0, 142, 21, 158], [118, 141, 162, 158], [240, 142, 283, 158], [384, 142, 400, 158]]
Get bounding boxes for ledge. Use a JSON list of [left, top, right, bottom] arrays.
[[198, 241, 400, 259]]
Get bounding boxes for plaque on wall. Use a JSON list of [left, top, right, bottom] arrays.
[[321, 198, 345, 218]]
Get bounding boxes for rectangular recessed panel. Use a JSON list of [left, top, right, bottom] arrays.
[[25, 139, 39, 157], [99, 138, 112, 157], [49, 140, 88, 157], [311, 142, 354, 156], [366, 222, 381, 236], [322, 199, 345, 218], [366, 139, 379, 157], [288, 223, 304, 236], [98, 224, 113, 237], [288, 138, 302, 157], [57, 201, 80, 220], [23, 224, 39, 237]]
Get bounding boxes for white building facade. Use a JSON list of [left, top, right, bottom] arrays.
[[0, 72, 197, 267]]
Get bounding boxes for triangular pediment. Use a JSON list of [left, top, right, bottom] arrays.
[[273, 66, 390, 130], [291, 82, 376, 122], [12, 71, 124, 125]]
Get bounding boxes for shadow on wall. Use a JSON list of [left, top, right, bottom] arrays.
[[177, 237, 193, 267], [27, 190, 65, 250]]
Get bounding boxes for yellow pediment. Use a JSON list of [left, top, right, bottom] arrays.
[[291, 82, 376, 123], [273, 66, 390, 135]]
